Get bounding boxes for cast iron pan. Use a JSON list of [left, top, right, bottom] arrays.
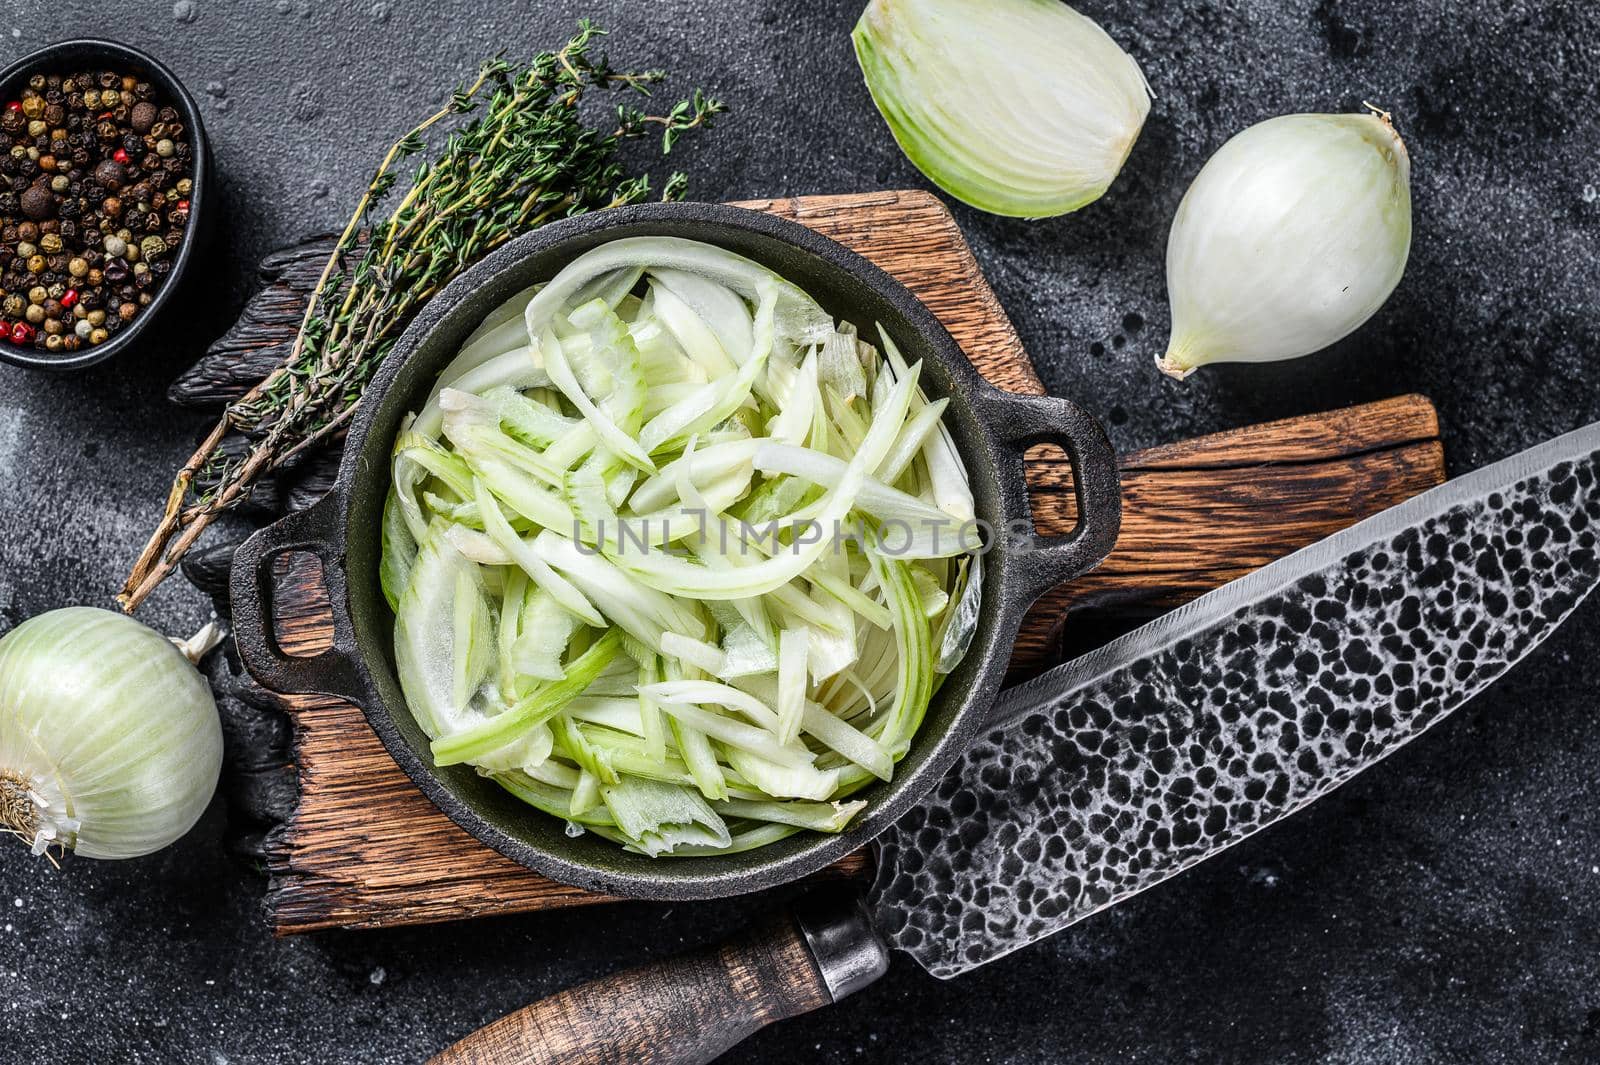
[[230, 202, 1121, 901]]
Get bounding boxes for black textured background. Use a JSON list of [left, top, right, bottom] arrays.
[[3, 2, 1599, 1062]]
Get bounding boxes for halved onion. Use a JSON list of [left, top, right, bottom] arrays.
[[852, 0, 1152, 218]]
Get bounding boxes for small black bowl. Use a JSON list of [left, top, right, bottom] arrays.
[[0, 38, 211, 373]]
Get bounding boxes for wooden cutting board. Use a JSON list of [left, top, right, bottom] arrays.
[[177, 190, 1446, 933]]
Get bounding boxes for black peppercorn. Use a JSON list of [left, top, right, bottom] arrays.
[[18, 184, 55, 221], [91, 159, 125, 189]]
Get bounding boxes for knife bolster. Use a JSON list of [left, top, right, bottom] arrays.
[[794, 887, 892, 1003]]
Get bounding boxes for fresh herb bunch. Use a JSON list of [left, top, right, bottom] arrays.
[[120, 22, 723, 611]]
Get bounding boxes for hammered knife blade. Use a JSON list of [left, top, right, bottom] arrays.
[[876, 419, 1600, 978], [431, 420, 1600, 1065]]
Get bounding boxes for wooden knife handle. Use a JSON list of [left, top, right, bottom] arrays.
[[429, 890, 889, 1065]]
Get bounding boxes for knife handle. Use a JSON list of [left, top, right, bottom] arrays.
[[428, 888, 889, 1065]]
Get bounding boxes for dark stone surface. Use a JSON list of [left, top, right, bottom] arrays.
[[1, 1, 1597, 1062]]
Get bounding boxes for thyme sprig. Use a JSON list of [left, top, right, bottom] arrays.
[[120, 22, 723, 611]]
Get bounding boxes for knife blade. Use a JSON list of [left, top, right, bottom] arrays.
[[431, 421, 1600, 1065], [874, 418, 1600, 978]]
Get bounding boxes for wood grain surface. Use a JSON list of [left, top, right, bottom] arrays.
[[211, 191, 1447, 933]]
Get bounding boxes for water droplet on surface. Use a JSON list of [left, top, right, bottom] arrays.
[[369, 966, 387, 985], [1584, 184, 1598, 204], [370, 1, 391, 21], [309, 179, 329, 200], [204, 80, 226, 98], [214, 98, 232, 114], [388, 72, 411, 89], [172, 0, 197, 22], [290, 80, 323, 122], [274, 0, 291, 12], [222, 58, 238, 74]]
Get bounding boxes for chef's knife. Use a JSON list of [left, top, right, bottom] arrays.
[[431, 420, 1600, 1065]]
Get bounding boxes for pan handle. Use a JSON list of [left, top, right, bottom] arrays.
[[230, 489, 365, 702], [982, 388, 1122, 605]]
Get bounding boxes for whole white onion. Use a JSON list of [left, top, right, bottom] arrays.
[[0, 607, 223, 859], [1159, 111, 1412, 378]]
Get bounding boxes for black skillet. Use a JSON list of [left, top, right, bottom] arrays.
[[230, 202, 1122, 901]]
